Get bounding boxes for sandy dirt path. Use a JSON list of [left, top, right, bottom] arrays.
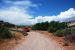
[[12, 31, 65, 50]]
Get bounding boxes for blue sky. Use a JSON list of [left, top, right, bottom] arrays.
[[0, 0, 75, 25], [30, 0, 75, 16]]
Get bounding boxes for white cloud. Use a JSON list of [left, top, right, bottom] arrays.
[[57, 8, 75, 19], [14, 0, 39, 8], [33, 8, 75, 23], [0, 7, 33, 25], [4, 0, 40, 9]]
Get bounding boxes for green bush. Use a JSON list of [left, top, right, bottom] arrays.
[[32, 21, 67, 32], [48, 26, 56, 33], [71, 27, 75, 31], [54, 30, 64, 37], [0, 27, 12, 39], [48, 21, 67, 33], [0, 21, 14, 39], [32, 21, 49, 30], [64, 27, 75, 42]]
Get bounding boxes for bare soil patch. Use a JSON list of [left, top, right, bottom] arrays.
[[37, 31, 75, 50]]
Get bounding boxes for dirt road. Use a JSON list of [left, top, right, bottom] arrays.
[[12, 31, 64, 50]]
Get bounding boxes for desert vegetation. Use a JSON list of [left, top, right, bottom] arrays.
[[0, 21, 15, 39], [0, 21, 28, 40], [32, 21, 75, 45], [32, 21, 49, 30], [32, 21, 67, 33]]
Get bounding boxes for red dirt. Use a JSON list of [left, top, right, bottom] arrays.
[[0, 37, 26, 50], [37, 31, 75, 50], [0, 39, 17, 50]]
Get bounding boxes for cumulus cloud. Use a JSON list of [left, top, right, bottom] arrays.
[[57, 8, 75, 21], [34, 8, 75, 23], [0, 7, 32, 24]]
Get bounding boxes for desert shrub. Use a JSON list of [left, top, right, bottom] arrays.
[[32, 21, 49, 30], [63, 27, 75, 42], [71, 27, 75, 32], [32, 21, 67, 32], [10, 30, 28, 36], [0, 21, 14, 39], [18, 31, 28, 36], [0, 27, 12, 39], [54, 30, 64, 37], [48, 26, 56, 33], [22, 32, 28, 36], [48, 21, 67, 33], [55, 27, 75, 43]]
